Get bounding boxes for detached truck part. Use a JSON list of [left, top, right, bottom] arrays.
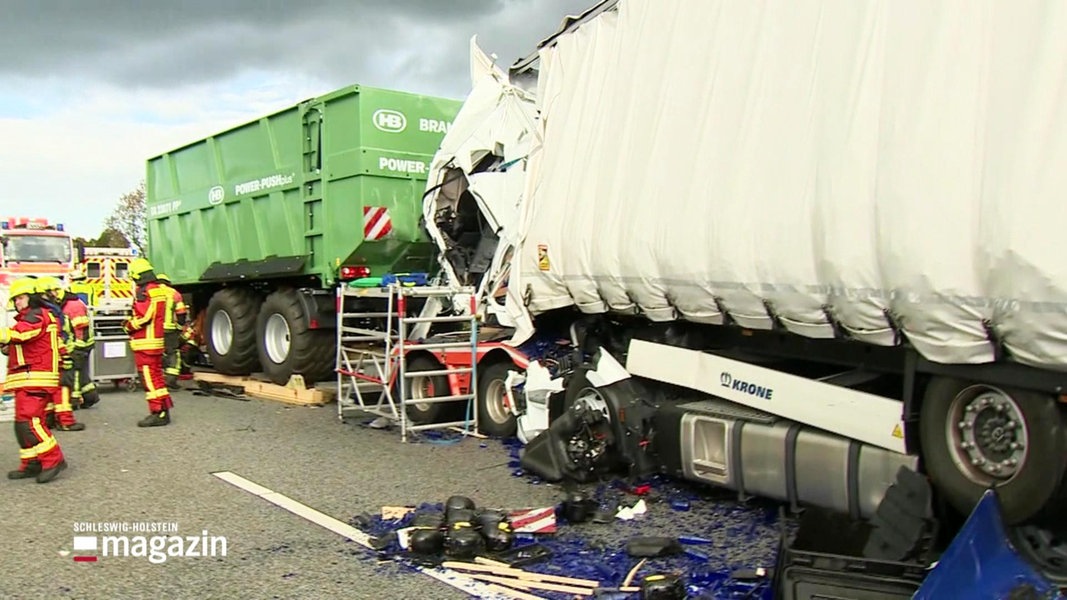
[[146, 84, 462, 385], [422, 1, 1067, 524]]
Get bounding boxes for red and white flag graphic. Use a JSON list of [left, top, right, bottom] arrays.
[[363, 206, 393, 241], [508, 507, 557, 534]]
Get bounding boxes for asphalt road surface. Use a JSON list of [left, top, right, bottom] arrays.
[[0, 384, 563, 600]]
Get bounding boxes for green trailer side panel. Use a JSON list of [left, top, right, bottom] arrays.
[[146, 85, 461, 288]]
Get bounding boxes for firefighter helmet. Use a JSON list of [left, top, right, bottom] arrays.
[[156, 273, 171, 284], [35, 276, 63, 294], [6, 277, 38, 309], [128, 257, 154, 280]]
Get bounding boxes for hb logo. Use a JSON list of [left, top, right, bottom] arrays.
[[373, 109, 407, 133]]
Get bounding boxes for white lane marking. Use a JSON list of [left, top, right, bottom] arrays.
[[211, 471, 538, 599]]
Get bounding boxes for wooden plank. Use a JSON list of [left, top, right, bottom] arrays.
[[442, 561, 601, 588], [466, 573, 594, 596], [193, 372, 336, 406]]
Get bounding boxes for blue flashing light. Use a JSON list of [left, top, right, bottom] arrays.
[[0, 222, 8, 229], [56, 223, 64, 231]]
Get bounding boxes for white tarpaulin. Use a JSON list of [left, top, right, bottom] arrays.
[[513, 0, 1067, 369], [427, 0, 1067, 370]]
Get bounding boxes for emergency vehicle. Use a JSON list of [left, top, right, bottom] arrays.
[[79, 247, 136, 307], [0, 216, 76, 288]]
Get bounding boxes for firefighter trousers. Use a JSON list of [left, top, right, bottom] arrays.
[[52, 370, 79, 428], [163, 331, 182, 383], [135, 351, 173, 413], [72, 350, 100, 407], [14, 389, 65, 471]]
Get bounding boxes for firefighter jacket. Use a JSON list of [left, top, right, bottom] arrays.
[[125, 282, 169, 353], [60, 293, 94, 352], [42, 299, 71, 366], [160, 284, 187, 332], [0, 306, 62, 390]]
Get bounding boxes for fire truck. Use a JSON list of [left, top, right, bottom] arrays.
[[0, 217, 76, 287], [0, 216, 76, 396]]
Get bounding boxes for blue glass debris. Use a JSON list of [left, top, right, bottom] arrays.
[[671, 497, 692, 512], [346, 447, 780, 600]]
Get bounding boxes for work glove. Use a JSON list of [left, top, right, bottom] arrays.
[[122, 319, 134, 334]]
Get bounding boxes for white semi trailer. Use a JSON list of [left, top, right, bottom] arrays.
[[420, 0, 1067, 525]]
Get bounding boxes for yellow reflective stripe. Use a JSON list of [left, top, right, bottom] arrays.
[[5, 373, 61, 387], [19, 447, 36, 460], [55, 388, 72, 412], [14, 345, 24, 364], [0, 328, 8, 344], [30, 418, 57, 454], [7, 327, 42, 342], [71, 316, 90, 327], [146, 388, 169, 399], [129, 296, 162, 328], [50, 323, 59, 374], [141, 366, 154, 390], [130, 339, 165, 351]]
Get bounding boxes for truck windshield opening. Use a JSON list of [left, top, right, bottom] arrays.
[[2, 234, 72, 263]]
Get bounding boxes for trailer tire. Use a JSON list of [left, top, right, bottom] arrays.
[[256, 289, 336, 386], [400, 355, 456, 425], [205, 287, 262, 375], [477, 361, 518, 437], [920, 376, 1067, 525]]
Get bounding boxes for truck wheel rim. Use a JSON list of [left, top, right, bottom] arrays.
[[946, 385, 1029, 485], [211, 311, 234, 355], [264, 314, 291, 364], [484, 378, 510, 424], [409, 375, 433, 412]]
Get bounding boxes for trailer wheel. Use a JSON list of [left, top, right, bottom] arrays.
[[401, 355, 456, 425], [477, 361, 518, 437], [205, 287, 261, 375], [256, 289, 336, 386], [920, 376, 1067, 524]]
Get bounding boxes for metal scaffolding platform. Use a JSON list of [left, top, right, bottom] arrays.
[[335, 283, 479, 442]]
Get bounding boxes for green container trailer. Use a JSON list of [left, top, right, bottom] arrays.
[[146, 84, 462, 384]]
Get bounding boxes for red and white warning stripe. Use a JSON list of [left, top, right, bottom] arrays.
[[508, 507, 557, 534], [363, 206, 393, 241]]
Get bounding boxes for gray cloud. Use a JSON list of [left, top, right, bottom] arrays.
[[0, 0, 594, 98]]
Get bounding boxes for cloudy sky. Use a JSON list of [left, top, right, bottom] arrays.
[[0, 0, 593, 239]]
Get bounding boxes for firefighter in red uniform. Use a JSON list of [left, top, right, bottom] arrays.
[[0, 277, 68, 482], [123, 258, 173, 427], [37, 277, 85, 431], [54, 275, 101, 410], [156, 273, 187, 388]]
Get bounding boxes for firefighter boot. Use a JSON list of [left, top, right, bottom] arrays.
[[8, 461, 42, 480], [57, 423, 86, 432], [36, 460, 67, 484], [138, 410, 171, 428]]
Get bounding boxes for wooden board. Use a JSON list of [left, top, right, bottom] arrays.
[[193, 371, 335, 406]]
